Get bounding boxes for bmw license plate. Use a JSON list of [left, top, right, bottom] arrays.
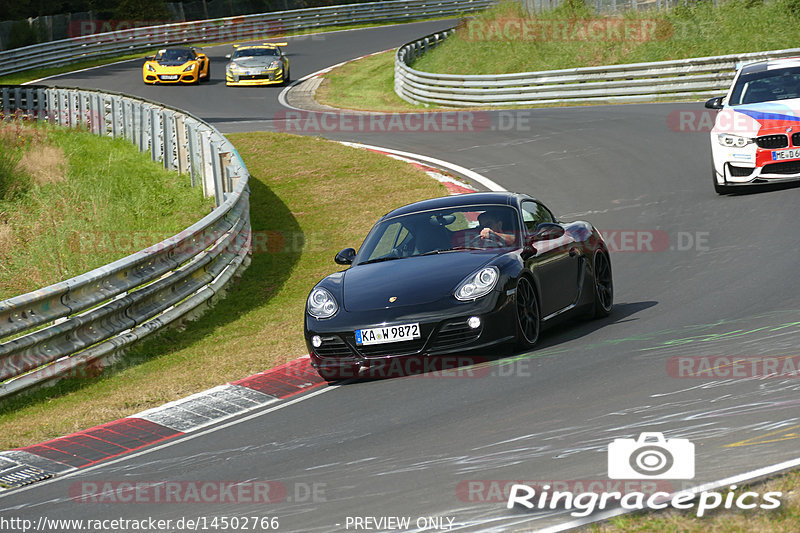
[[160, 75, 178, 80], [772, 149, 800, 161], [355, 323, 420, 346]]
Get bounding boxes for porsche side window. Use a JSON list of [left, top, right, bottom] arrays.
[[521, 201, 553, 233]]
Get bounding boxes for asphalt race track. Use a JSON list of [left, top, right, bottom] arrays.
[[2, 18, 800, 532]]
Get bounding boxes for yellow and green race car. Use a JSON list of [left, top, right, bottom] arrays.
[[142, 47, 210, 85], [225, 43, 290, 86]]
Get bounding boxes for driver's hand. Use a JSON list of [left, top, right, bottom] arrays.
[[480, 228, 493, 239]]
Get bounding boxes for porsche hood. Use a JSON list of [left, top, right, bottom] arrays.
[[341, 252, 499, 312]]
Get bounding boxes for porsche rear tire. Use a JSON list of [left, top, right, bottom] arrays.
[[515, 276, 540, 349]]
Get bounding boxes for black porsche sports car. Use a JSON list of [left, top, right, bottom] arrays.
[[304, 192, 613, 381]]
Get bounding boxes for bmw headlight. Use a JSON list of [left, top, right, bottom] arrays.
[[183, 64, 196, 72], [146, 63, 155, 72], [717, 133, 752, 148], [307, 287, 338, 319], [455, 266, 499, 301]]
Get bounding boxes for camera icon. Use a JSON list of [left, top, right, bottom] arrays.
[[608, 432, 695, 479]]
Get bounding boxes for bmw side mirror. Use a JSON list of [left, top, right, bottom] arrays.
[[704, 96, 724, 109], [533, 223, 565, 241], [335, 248, 356, 265]]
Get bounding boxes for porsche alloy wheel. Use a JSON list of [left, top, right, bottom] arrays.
[[592, 251, 613, 318], [515, 276, 540, 348]]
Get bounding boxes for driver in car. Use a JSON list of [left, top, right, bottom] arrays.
[[477, 211, 515, 246]]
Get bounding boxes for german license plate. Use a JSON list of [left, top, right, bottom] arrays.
[[772, 149, 800, 161], [355, 323, 420, 346], [160, 75, 178, 80]]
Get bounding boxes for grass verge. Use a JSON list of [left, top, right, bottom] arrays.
[[315, 50, 427, 112], [590, 469, 800, 532], [414, 0, 800, 75], [0, 132, 445, 449], [316, 0, 800, 112], [0, 119, 213, 300]]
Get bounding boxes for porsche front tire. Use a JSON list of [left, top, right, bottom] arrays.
[[515, 276, 540, 349], [591, 251, 613, 318]]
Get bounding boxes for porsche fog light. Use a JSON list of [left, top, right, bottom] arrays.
[[717, 133, 752, 148], [312, 335, 322, 348], [308, 288, 338, 319], [455, 267, 499, 301], [468, 316, 481, 329]]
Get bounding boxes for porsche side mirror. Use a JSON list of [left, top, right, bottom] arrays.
[[335, 247, 356, 265], [144, 56, 155, 61], [532, 223, 565, 241], [522, 236, 537, 259], [704, 96, 724, 110]]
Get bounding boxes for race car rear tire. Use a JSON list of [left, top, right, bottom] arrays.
[[201, 65, 210, 82]]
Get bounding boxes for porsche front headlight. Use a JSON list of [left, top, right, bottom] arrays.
[[307, 287, 338, 319], [455, 266, 499, 301], [269, 60, 282, 70], [717, 134, 752, 148], [228, 62, 240, 71]]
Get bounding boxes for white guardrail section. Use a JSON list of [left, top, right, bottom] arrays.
[[0, 0, 495, 77], [0, 86, 251, 399], [395, 30, 800, 106]]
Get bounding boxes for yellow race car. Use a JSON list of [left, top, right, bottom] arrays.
[[225, 43, 290, 86], [143, 47, 210, 85]]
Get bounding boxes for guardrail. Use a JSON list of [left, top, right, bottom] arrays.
[[395, 30, 800, 106], [0, 86, 251, 399], [0, 0, 495, 77]]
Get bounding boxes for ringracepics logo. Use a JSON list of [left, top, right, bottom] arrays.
[[608, 433, 694, 480], [506, 432, 783, 517]]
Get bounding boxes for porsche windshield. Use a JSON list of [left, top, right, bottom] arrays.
[[729, 67, 800, 105], [232, 48, 278, 59], [356, 205, 520, 264]]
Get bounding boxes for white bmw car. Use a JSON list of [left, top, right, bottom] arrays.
[[706, 58, 800, 194]]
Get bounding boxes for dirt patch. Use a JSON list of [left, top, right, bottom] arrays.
[[17, 145, 66, 185]]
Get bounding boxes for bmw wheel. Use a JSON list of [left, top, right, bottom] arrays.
[[591, 251, 613, 318], [515, 276, 540, 348]]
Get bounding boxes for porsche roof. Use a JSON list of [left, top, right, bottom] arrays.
[[381, 192, 534, 220]]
